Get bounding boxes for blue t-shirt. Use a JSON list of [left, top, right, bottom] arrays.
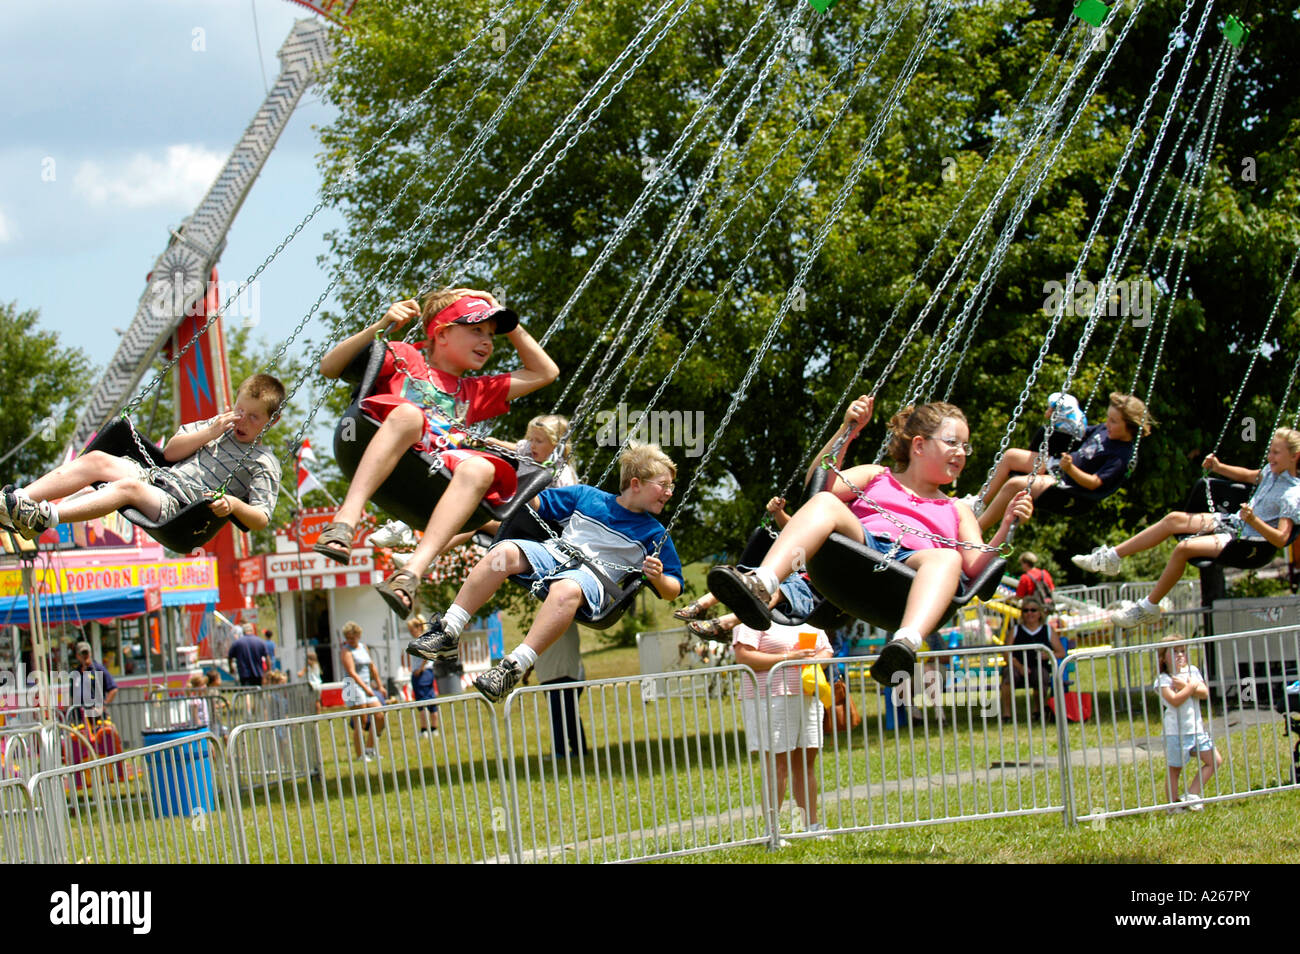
[[69, 661, 117, 714], [228, 635, 269, 680], [1059, 423, 1132, 494], [534, 485, 685, 587]]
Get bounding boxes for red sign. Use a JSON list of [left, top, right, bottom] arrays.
[[237, 557, 263, 585]]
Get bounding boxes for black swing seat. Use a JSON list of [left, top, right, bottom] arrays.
[[734, 526, 849, 631], [801, 467, 1006, 632], [82, 418, 248, 552], [1178, 477, 1300, 571], [1018, 426, 1119, 515], [333, 341, 553, 535], [490, 503, 645, 630]]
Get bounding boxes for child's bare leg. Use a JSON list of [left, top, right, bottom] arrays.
[[55, 480, 165, 523], [1167, 764, 1182, 803], [981, 448, 1038, 506], [1148, 536, 1225, 603], [20, 451, 139, 502], [335, 404, 425, 527], [520, 579, 585, 656], [1189, 746, 1221, 795], [451, 543, 529, 615], [440, 519, 501, 556], [759, 492, 864, 594], [978, 474, 1052, 532], [899, 548, 964, 635], [1113, 512, 1216, 558], [789, 747, 819, 825], [401, 457, 497, 579]]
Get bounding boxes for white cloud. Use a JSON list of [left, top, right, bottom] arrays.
[[73, 144, 225, 209], [0, 206, 15, 243]]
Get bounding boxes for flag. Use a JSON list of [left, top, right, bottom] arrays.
[[297, 440, 323, 499]]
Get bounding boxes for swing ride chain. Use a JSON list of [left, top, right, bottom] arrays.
[[423, 0, 692, 295], [1131, 41, 1236, 474], [120, 0, 522, 425], [577, 0, 916, 478], [651, 0, 955, 550], [537, 0, 784, 353]]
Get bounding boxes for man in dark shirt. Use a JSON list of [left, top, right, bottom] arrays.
[[69, 641, 118, 722], [228, 625, 269, 686]]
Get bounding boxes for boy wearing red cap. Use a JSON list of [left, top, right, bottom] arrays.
[[317, 288, 559, 617]]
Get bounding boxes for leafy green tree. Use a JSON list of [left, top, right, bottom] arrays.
[[315, 0, 1299, 590], [0, 301, 93, 485]]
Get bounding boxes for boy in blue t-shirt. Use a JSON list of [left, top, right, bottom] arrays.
[[407, 443, 684, 701]]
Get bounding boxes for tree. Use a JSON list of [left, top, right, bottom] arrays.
[[0, 301, 93, 485], [315, 0, 1300, 584]]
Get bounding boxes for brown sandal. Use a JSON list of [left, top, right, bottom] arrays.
[[687, 618, 735, 639], [313, 521, 355, 565], [673, 598, 714, 622], [376, 569, 418, 620]]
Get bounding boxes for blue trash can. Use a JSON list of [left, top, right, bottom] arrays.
[[141, 728, 215, 819]]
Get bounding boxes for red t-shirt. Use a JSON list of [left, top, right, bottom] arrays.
[[361, 341, 511, 453], [1016, 567, 1055, 599]]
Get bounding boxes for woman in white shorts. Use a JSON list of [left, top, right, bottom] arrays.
[[732, 621, 832, 833], [340, 621, 386, 762]]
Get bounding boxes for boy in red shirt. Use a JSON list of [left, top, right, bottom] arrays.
[[316, 288, 558, 618]]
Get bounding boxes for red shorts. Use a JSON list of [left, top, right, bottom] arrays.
[[360, 395, 517, 506]]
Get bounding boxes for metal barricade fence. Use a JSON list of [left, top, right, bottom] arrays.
[[766, 644, 1067, 844], [1, 722, 43, 780], [24, 730, 238, 864], [501, 666, 766, 863], [1063, 625, 1300, 825], [0, 777, 39, 863], [226, 694, 509, 864], [1118, 579, 1201, 612]]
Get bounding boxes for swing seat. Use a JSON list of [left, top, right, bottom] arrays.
[[490, 504, 645, 631], [333, 341, 552, 535], [1178, 477, 1300, 570], [1033, 482, 1116, 515], [735, 526, 849, 630], [82, 418, 248, 552], [800, 469, 1007, 631]]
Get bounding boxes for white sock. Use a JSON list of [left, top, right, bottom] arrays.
[[443, 605, 470, 638], [894, 627, 922, 650], [1137, 597, 1156, 611], [508, 644, 538, 670], [753, 566, 780, 596], [46, 502, 59, 527]]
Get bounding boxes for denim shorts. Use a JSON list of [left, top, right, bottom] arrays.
[[862, 531, 920, 564], [1164, 731, 1215, 767], [737, 565, 815, 619], [505, 539, 607, 614]]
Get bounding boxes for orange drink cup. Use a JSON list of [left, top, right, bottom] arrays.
[[797, 632, 817, 651]]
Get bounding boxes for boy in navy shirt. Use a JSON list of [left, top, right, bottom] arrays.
[[408, 443, 684, 701]]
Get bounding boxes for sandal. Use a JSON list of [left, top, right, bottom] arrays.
[[705, 565, 773, 630], [376, 569, 418, 620], [313, 521, 355, 565], [673, 598, 714, 622], [687, 618, 735, 639]]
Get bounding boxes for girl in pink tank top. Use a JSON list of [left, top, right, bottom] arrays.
[[707, 395, 1032, 687]]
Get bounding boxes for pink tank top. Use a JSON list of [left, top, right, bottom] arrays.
[[848, 470, 962, 552]]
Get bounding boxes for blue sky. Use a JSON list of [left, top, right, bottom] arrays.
[[0, 0, 345, 401]]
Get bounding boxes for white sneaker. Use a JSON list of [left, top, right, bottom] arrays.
[[1182, 793, 1203, 812], [369, 520, 418, 551], [957, 493, 984, 516], [1071, 546, 1120, 575], [1111, 600, 1161, 628]]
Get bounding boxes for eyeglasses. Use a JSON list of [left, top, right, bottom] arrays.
[[926, 435, 973, 455], [1021, 608, 1041, 614], [647, 478, 675, 493]]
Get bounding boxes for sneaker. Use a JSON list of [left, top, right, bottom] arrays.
[[4, 491, 52, 541], [406, 616, 459, 661], [369, 520, 418, 551], [0, 486, 16, 531], [705, 565, 773, 630], [1181, 792, 1204, 812], [474, 656, 522, 703], [1071, 546, 1120, 575], [869, 638, 918, 691], [957, 493, 984, 516], [1111, 599, 1161, 629]]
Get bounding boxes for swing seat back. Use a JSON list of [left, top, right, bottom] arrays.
[[491, 505, 646, 631], [333, 342, 552, 534], [1033, 482, 1114, 515], [83, 419, 247, 552], [1178, 478, 1298, 570]]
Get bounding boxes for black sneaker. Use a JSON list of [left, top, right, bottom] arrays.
[[0, 487, 16, 532], [706, 565, 773, 630], [870, 638, 918, 691], [406, 616, 459, 661], [473, 656, 522, 703]]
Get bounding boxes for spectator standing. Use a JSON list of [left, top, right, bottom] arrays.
[[228, 624, 269, 686], [534, 622, 586, 758]]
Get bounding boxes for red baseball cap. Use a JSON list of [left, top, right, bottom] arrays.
[[425, 295, 519, 337]]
